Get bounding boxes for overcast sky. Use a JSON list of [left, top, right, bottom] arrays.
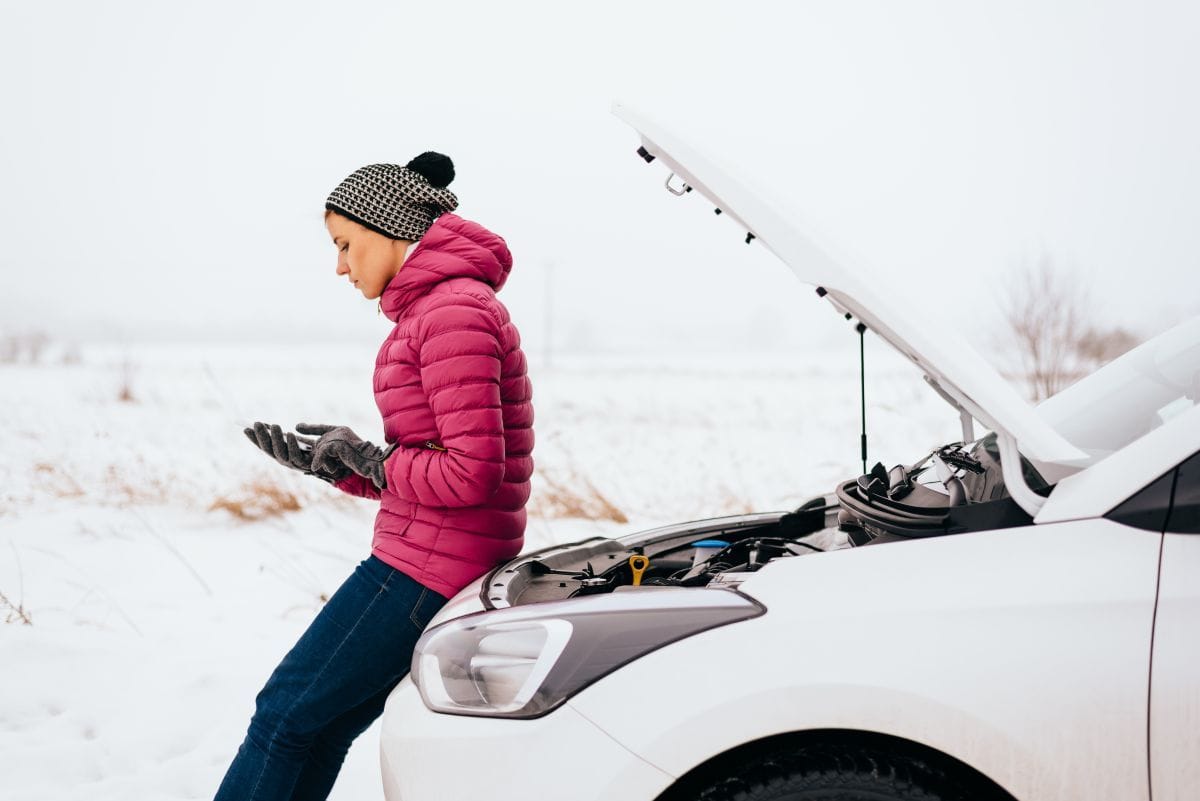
[[2, 0, 1198, 358]]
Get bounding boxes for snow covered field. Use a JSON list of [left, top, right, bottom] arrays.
[[0, 340, 956, 800]]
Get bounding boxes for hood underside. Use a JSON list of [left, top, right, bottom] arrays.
[[612, 102, 1089, 468]]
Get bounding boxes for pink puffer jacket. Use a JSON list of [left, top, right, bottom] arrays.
[[332, 213, 534, 599]]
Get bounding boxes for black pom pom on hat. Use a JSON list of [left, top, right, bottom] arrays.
[[406, 152, 455, 188]]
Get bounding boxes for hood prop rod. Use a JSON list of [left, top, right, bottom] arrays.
[[816, 286, 869, 475], [857, 321, 868, 475]]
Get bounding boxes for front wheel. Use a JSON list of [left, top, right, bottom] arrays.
[[697, 747, 956, 801]]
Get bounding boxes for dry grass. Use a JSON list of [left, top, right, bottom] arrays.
[[531, 467, 628, 523], [714, 484, 757, 515], [33, 462, 85, 499], [0, 589, 32, 625], [117, 359, 138, 403], [209, 477, 303, 521], [104, 464, 171, 506], [2, 543, 32, 625]]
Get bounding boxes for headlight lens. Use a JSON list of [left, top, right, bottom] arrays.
[[411, 589, 764, 718]]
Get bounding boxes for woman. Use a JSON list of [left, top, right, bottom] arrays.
[[216, 152, 534, 801]]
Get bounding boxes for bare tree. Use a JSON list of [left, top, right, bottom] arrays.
[[0, 334, 18, 364], [26, 331, 49, 363], [1000, 255, 1139, 401], [1001, 255, 1083, 401]]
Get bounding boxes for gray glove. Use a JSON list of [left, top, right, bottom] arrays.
[[295, 423, 394, 491], [244, 421, 352, 484]]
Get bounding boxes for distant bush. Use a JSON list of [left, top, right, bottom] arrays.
[[59, 343, 83, 365], [117, 359, 138, 403], [1074, 326, 1141, 368], [0, 330, 50, 365]]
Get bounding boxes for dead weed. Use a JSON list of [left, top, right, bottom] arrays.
[[34, 462, 85, 499], [0, 589, 32, 625], [715, 484, 757, 515], [210, 477, 303, 521], [532, 468, 628, 523], [104, 464, 171, 506]]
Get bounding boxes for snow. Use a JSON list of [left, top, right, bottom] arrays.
[[0, 340, 955, 800]]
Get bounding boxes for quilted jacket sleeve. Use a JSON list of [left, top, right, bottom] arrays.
[[384, 294, 506, 508], [331, 472, 382, 500]]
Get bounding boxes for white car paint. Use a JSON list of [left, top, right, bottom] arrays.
[[1150, 533, 1200, 801], [1036, 403, 1200, 524], [567, 517, 1159, 801], [380, 687, 674, 801]]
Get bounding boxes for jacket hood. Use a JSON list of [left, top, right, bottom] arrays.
[[380, 212, 513, 321]]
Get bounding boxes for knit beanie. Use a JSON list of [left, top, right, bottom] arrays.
[[325, 152, 459, 241]]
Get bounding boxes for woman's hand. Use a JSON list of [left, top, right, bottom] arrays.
[[243, 421, 353, 484], [295, 423, 394, 491]]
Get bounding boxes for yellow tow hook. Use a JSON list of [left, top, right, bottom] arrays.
[[628, 555, 649, 586]]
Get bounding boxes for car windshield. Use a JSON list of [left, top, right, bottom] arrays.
[[1035, 316, 1200, 464]]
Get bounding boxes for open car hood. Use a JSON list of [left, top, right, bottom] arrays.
[[613, 102, 1089, 467]]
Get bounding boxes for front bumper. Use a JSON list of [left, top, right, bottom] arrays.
[[380, 676, 675, 801]]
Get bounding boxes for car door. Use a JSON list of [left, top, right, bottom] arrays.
[[1149, 449, 1200, 801]]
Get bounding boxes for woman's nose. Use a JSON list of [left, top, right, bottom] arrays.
[[335, 260, 349, 276]]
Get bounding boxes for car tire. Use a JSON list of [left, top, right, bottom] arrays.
[[696, 746, 954, 801]]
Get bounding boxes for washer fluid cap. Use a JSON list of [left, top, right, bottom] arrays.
[[690, 539, 730, 548]]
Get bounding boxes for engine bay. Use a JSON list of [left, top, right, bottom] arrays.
[[484, 501, 844, 607], [485, 434, 1049, 609]]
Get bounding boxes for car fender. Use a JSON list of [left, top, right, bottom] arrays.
[[568, 519, 1159, 801]]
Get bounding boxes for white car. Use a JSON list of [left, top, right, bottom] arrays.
[[378, 105, 1200, 801]]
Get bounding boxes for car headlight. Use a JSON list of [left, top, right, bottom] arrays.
[[411, 588, 764, 718]]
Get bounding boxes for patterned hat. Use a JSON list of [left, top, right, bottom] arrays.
[[325, 152, 459, 241]]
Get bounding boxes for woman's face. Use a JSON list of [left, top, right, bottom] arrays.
[[324, 212, 412, 300]]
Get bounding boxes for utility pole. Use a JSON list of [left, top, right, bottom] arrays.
[[544, 260, 554, 369]]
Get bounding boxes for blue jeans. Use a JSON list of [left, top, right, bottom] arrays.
[[214, 556, 449, 801]]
